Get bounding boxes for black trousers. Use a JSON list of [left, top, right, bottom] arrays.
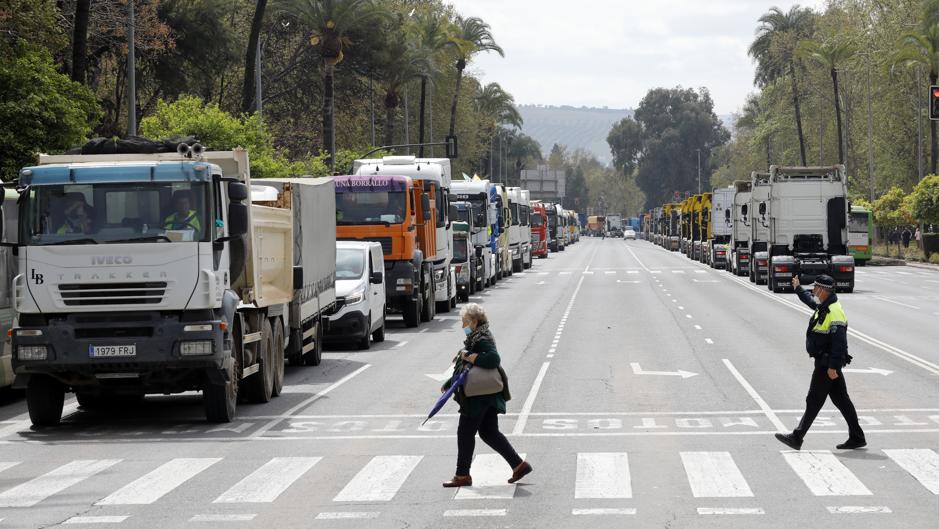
[[793, 360, 865, 440], [456, 406, 523, 476]]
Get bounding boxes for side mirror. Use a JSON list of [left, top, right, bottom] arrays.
[[476, 213, 486, 227], [741, 204, 748, 217], [228, 203, 248, 237], [228, 182, 249, 202], [758, 203, 766, 216], [370, 271, 383, 285], [293, 266, 303, 290], [724, 209, 731, 221]]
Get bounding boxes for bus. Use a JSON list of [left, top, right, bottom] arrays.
[[848, 205, 873, 265]]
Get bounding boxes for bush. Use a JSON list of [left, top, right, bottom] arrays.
[[930, 253, 939, 264]]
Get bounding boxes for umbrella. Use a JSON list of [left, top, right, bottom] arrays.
[[423, 366, 469, 426]]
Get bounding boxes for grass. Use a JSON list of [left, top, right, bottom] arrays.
[[872, 243, 928, 262]]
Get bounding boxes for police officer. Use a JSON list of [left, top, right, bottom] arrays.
[[775, 274, 866, 450]]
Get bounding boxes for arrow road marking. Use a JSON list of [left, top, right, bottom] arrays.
[[630, 362, 697, 379], [425, 365, 454, 382], [843, 367, 893, 376]]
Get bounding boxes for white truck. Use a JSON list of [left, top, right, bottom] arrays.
[[8, 148, 336, 426], [507, 187, 532, 272], [0, 189, 18, 389], [706, 186, 734, 269], [728, 180, 752, 276], [452, 180, 498, 288], [764, 165, 855, 293], [749, 172, 771, 285], [353, 156, 456, 314]]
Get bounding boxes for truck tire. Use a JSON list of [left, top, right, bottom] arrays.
[[26, 375, 64, 427], [403, 298, 421, 328], [204, 349, 239, 423], [245, 318, 274, 403], [303, 321, 323, 366], [358, 315, 372, 350], [271, 318, 285, 397]]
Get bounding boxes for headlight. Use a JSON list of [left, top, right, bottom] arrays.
[[18, 345, 48, 361], [180, 340, 213, 356], [345, 287, 366, 305]]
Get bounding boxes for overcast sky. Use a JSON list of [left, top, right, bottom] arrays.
[[448, 0, 826, 116]]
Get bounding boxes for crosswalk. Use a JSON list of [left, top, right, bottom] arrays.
[[0, 448, 936, 521]]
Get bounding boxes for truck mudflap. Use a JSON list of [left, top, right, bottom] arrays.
[[829, 254, 856, 293], [769, 254, 796, 292], [753, 251, 770, 284], [735, 248, 750, 275], [384, 260, 420, 312]]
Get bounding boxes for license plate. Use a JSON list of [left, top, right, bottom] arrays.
[[89, 345, 136, 358]]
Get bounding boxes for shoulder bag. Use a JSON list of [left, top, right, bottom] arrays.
[[463, 366, 505, 397]]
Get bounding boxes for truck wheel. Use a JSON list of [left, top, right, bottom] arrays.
[[403, 298, 420, 328], [204, 344, 239, 423], [26, 375, 64, 427], [303, 321, 323, 366], [372, 312, 386, 343], [245, 318, 274, 403], [271, 318, 285, 397]]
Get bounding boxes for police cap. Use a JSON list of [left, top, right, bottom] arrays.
[[812, 274, 835, 290]]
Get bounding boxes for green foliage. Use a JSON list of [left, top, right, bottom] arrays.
[[909, 174, 939, 224], [929, 253, 939, 264], [873, 186, 912, 229], [0, 49, 99, 180], [852, 197, 873, 210]]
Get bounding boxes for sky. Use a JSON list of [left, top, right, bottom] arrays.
[[447, 0, 827, 116]]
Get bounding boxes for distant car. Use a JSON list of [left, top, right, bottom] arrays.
[[610, 228, 623, 238], [326, 241, 386, 350], [623, 229, 636, 240]]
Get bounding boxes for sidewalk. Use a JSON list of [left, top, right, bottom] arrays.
[[870, 254, 939, 271]]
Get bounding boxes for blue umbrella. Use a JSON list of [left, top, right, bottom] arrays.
[[423, 366, 469, 426]]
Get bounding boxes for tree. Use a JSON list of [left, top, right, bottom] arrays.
[[606, 118, 642, 174], [749, 5, 816, 165], [411, 8, 450, 156], [474, 82, 522, 129], [446, 16, 503, 140], [373, 19, 432, 146], [894, 23, 939, 174], [70, 0, 91, 84], [873, 186, 913, 254], [241, 0, 269, 114], [909, 174, 939, 225], [798, 36, 856, 164]]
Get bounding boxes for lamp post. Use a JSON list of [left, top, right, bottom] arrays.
[[695, 149, 701, 194], [126, 0, 136, 137]]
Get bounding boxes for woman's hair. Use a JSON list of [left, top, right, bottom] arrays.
[[460, 302, 488, 325]]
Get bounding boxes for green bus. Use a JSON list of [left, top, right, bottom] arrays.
[[848, 205, 873, 265]]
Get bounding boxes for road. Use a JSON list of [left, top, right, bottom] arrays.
[[0, 238, 937, 528]]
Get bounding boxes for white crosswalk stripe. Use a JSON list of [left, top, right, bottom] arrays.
[[333, 455, 422, 502], [681, 452, 753, 497], [455, 453, 526, 500], [884, 449, 939, 494], [575, 452, 631, 499], [782, 451, 872, 496], [0, 459, 121, 508], [99, 458, 221, 505], [215, 457, 321, 503]]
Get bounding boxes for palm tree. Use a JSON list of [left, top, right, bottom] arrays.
[[289, 0, 387, 171], [375, 19, 433, 146], [475, 82, 522, 177], [446, 16, 503, 141], [504, 131, 542, 186], [894, 24, 939, 174], [799, 36, 856, 164], [749, 5, 816, 165], [409, 9, 449, 156], [241, 0, 269, 114]]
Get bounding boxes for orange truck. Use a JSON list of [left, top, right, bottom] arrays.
[[333, 175, 438, 327]]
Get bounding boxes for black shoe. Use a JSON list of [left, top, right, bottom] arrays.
[[836, 437, 867, 450], [775, 432, 803, 450]]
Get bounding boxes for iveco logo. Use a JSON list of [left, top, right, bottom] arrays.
[[92, 256, 133, 265]]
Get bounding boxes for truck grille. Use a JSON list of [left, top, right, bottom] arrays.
[[58, 282, 167, 306], [341, 237, 393, 255]]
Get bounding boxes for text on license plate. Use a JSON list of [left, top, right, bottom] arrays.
[[89, 345, 136, 357]]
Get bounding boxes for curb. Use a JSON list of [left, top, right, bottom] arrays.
[[905, 261, 939, 272]]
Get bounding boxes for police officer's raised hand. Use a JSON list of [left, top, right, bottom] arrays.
[[828, 368, 839, 380], [791, 276, 801, 289]]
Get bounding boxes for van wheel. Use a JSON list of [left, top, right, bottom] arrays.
[[303, 321, 323, 366], [372, 313, 386, 342], [245, 318, 274, 403], [403, 298, 420, 328], [26, 375, 64, 427], [358, 315, 372, 350], [271, 318, 285, 397]]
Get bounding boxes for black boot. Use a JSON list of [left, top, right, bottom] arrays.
[[836, 437, 867, 450], [775, 432, 803, 450]]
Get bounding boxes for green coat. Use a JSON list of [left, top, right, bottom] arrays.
[[443, 338, 509, 417]]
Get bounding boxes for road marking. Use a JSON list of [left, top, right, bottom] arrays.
[[605, 271, 616, 274], [572, 508, 636, 515], [681, 452, 753, 497], [444, 509, 506, 517], [782, 451, 872, 496], [455, 453, 526, 500], [678, 305, 684, 310], [575, 453, 632, 499], [685, 314, 693, 319], [191, 514, 256, 522], [63, 516, 130, 524], [694, 325, 702, 330], [333, 456, 422, 502], [0, 459, 121, 508], [215, 457, 321, 503], [842, 367, 892, 376], [583, 271, 594, 275], [316, 512, 380, 519], [425, 365, 454, 382], [705, 338, 714, 344], [826, 506, 891, 514], [695, 270, 707, 274], [512, 362, 551, 435], [560, 271, 572, 275], [419, 328, 429, 333], [99, 458, 220, 505], [395, 341, 408, 348], [672, 270, 686, 274], [630, 362, 697, 379], [627, 270, 639, 274], [883, 449, 939, 494], [546, 354, 554, 358], [698, 507, 764, 515], [871, 296, 921, 309], [0, 462, 19, 474], [722, 359, 787, 432]]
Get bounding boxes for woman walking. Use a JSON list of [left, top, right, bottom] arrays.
[[441, 303, 532, 488]]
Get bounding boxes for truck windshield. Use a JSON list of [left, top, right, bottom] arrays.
[[510, 203, 520, 225], [547, 211, 557, 227], [336, 248, 365, 280], [336, 191, 407, 225], [530, 213, 544, 227], [24, 182, 209, 245], [453, 207, 471, 224], [453, 239, 469, 262], [848, 212, 869, 233]]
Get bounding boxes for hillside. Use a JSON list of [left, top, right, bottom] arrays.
[[517, 105, 633, 165]]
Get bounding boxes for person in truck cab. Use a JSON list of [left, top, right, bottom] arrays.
[[164, 190, 202, 233], [775, 274, 866, 451], [54, 193, 93, 235]]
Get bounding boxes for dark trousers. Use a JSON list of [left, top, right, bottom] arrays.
[[793, 361, 865, 440], [456, 406, 523, 476]]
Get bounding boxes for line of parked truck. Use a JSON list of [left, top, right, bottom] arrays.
[[640, 165, 857, 293], [0, 146, 582, 427]]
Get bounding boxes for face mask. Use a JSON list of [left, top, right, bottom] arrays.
[[463, 326, 472, 336]]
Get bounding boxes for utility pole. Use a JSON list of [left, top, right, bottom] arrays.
[[369, 76, 375, 146], [403, 85, 410, 154], [126, 0, 136, 137], [696, 149, 701, 194], [866, 52, 875, 203], [255, 38, 262, 119]]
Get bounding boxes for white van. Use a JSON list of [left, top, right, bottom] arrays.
[[326, 241, 386, 349]]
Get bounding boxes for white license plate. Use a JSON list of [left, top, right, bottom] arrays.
[[89, 345, 136, 358]]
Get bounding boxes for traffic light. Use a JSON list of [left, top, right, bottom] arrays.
[[931, 86, 939, 120]]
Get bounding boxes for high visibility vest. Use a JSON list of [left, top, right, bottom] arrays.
[[164, 210, 201, 232], [811, 300, 847, 334]]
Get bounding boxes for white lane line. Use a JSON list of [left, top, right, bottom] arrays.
[[695, 270, 707, 274], [444, 509, 506, 517], [698, 507, 764, 515], [316, 512, 380, 520], [455, 453, 526, 500], [681, 452, 753, 497], [575, 453, 632, 499], [419, 328, 429, 334], [694, 325, 702, 330], [826, 506, 891, 514], [685, 314, 693, 319], [546, 354, 554, 358], [572, 508, 637, 515], [673, 270, 686, 274], [782, 451, 872, 496], [512, 362, 550, 436], [395, 341, 409, 348], [63, 516, 130, 524], [215, 457, 321, 503], [0, 462, 19, 474], [190, 514, 256, 522], [624, 245, 652, 272], [871, 296, 921, 309], [883, 449, 939, 494], [252, 364, 372, 438], [0, 459, 122, 508], [705, 338, 714, 344], [722, 359, 787, 432], [99, 458, 221, 505], [333, 456, 422, 502], [678, 305, 684, 310], [604, 271, 616, 274]]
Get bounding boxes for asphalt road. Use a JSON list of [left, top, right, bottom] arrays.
[[0, 238, 937, 528]]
